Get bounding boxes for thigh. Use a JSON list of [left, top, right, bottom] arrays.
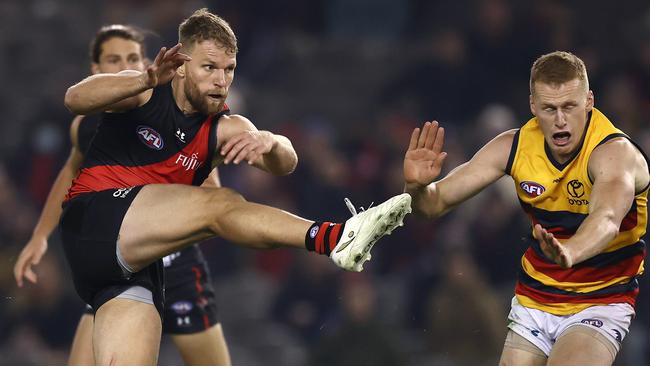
[[171, 324, 231, 366], [499, 330, 547, 366], [118, 184, 242, 270], [68, 313, 95, 366], [94, 298, 162, 366], [547, 326, 616, 366]]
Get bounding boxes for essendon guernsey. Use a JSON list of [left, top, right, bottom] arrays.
[[66, 82, 227, 200]]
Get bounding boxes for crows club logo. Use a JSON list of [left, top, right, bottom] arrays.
[[137, 125, 164, 150], [520, 181, 546, 198], [567, 179, 585, 198], [567, 179, 589, 205]]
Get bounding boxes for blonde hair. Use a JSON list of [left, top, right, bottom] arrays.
[[178, 8, 238, 54], [529, 51, 588, 94]]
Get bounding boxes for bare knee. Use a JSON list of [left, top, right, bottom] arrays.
[[207, 187, 246, 204], [205, 187, 246, 235]]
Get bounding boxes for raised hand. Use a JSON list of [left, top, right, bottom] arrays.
[[142, 43, 191, 88], [14, 236, 48, 287], [221, 130, 275, 165], [404, 121, 447, 188], [534, 224, 573, 268]]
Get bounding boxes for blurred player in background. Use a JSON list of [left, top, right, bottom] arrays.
[[403, 51, 648, 365], [14, 25, 231, 366]]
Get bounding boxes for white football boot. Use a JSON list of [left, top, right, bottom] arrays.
[[330, 193, 412, 272]]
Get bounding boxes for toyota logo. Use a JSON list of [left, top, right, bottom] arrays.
[[567, 179, 585, 198]]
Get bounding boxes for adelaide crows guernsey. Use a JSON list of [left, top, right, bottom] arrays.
[[67, 82, 227, 200], [506, 108, 648, 315]]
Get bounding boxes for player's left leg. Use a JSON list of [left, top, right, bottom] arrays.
[[547, 302, 634, 366], [93, 298, 162, 365], [171, 324, 231, 366], [68, 313, 95, 366], [547, 325, 616, 366]]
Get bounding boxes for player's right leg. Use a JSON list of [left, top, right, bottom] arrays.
[[117, 184, 411, 273], [68, 312, 95, 366], [171, 325, 231, 366], [93, 298, 162, 366], [499, 297, 549, 366], [499, 331, 547, 366]]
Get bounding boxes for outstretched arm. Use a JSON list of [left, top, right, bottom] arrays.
[[14, 116, 86, 287], [215, 114, 298, 175], [64, 44, 190, 115], [404, 121, 513, 219], [536, 138, 648, 268]]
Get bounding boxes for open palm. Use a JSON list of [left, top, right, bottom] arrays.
[[404, 121, 447, 187], [144, 43, 191, 88], [534, 224, 573, 268]]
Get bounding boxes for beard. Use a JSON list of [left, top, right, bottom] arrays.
[[184, 72, 226, 115]]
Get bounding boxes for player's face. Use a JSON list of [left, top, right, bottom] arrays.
[[530, 78, 594, 163], [183, 40, 236, 115], [92, 37, 145, 74]]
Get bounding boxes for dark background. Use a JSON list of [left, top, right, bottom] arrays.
[[1, 0, 649, 365]]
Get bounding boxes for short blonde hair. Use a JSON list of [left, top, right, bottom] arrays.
[[529, 51, 588, 94], [178, 8, 238, 54]]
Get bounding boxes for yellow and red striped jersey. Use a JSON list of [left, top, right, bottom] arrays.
[[506, 107, 648, 315]]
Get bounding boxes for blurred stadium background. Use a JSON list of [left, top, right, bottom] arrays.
[[1, 0, 650, 365]]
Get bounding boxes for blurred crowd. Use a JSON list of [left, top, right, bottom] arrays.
[[1, 0, 650, 365]]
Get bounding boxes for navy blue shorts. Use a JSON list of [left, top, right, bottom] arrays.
[[61, 187, 165, 318], [162, 247, 220, 334]]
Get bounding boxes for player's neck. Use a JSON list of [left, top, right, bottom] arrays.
[[171, 78, 197, 116]]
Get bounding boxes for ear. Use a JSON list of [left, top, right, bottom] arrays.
[[529, 94, 536, 116], [91, 63, 100, 75], [586, 90, 594, 111], [177, 63, 186, 78]]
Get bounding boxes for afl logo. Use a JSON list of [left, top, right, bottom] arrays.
[[520, 181, 545, 197], [137, 125, 164, 150], [580, 318, 603, 328], [309, 226, 319, 239], [567, 179, 585, 198], [171, 301, 193, 315]]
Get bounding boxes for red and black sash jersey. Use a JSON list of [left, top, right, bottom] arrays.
[[66, 82, 228, 200]]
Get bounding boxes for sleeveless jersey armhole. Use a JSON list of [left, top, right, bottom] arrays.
[[505, 129, 521, 176]]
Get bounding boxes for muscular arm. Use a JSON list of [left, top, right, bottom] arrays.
[[14, 116, 86, 286], [64, 70, 151, 115], [563, 138, 648, 265], [215, 114, 298, 175], [406, 129, 514, 219], [64, 44, 190, 115]]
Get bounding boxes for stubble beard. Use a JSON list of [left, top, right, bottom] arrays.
[[184, 73, 225, 115]]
